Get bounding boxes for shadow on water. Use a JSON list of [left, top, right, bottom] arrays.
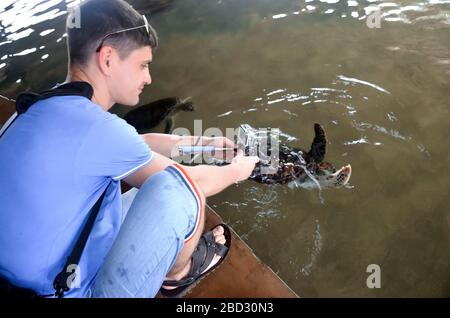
[[1, 0, 450, 297]]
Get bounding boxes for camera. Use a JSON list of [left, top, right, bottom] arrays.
[[237, 124, 280, 174]]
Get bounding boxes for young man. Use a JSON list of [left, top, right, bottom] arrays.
[[0, 0, 258, 298]]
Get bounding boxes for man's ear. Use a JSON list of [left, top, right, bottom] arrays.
[[97, 46, 116, 76]]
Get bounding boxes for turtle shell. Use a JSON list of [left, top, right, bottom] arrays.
[[249, 123, 329, 185], [249, 145, 311, 184]]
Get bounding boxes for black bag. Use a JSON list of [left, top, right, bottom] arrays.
[[0, 276, 39, 299]]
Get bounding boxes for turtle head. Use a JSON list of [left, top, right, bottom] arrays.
[[312, 162, 352, 188], [295, 161, 351, 188], [169, 97, 194, 113], [178, 97, 195, 112]]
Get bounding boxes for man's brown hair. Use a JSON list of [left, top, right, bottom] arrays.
[[66, 0, 158, 66]]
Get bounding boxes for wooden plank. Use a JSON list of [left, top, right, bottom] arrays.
[[0, 95, 15, 125]]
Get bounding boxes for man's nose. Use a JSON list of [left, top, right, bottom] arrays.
[[144, 69, 152, 85]]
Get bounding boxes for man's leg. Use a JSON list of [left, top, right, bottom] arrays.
[[161, 165, 226, 287], [91, 164, 226, 297], [119, 165, 228, 292]]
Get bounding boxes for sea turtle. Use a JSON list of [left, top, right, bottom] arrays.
[[249, 123, 352, 188], [123, 97, 194, 134]]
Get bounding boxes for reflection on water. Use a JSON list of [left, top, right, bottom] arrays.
[[1, 0, 450, 297], [269, 0, 450, 26], [299, 218, 322, 277]]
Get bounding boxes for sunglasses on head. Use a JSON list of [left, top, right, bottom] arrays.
[[96, 15, 154, 52]]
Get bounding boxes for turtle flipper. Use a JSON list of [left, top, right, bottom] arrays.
[[308, 123, 327, 163], [123, 97, 178, 132], [164, 117, 174, 134], [123, 97, 194, 133]]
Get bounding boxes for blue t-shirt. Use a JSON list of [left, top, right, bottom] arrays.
[[0, 95, 153, 297]]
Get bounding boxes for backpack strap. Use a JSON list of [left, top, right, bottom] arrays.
[[53, 186, 109, 298], [0, 112, 18, 139]]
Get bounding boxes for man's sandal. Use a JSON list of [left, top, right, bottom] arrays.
[[159, 223, 232, 298]]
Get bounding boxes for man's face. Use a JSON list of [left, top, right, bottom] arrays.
[[108, 46, 152, 106]]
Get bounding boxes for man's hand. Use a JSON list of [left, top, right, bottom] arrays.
[[230, 150, 260, 182]]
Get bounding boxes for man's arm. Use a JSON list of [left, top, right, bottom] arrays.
[[186, 154, 259, 197], [140, 133, 235, 158], [123, 151, 258, 197], [122, 151, 175, 189], [140, 133, 184, 158], [182, 164, 243, 197]]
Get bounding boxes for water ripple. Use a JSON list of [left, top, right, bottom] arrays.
[[337, 75, 391, 95], [266, 0, 450, 27], [299, 219, 323, 277]]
